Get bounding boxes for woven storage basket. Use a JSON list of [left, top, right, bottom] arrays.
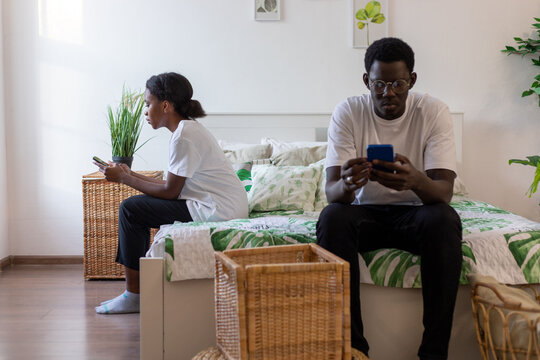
[[471, 282, 540, 360], [214, 243, 351, 360], [82, 171, 162, 279]]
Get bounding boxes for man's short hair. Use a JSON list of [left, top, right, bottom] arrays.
[[364, 37, 415, 74]]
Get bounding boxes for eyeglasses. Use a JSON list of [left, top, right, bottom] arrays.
[[369, 79, 410, 95]]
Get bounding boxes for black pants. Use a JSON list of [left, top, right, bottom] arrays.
[[316, 203, 462, 360], [116, 194, 193, 271]]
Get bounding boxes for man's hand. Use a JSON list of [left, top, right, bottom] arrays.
[[369, 153, 423, 191], [97, 162, 131, 183], [341, 157, 372, 191], [370, 153, 455, 204]]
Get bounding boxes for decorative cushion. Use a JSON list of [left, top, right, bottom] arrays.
[[232, 162, 253, 192], [248, 164, 322, 212], [223, 144, 272, 164], [271, 146, 327, 166], [311, 159, 328, 211], [467, 274, 540, 358], [453, 176, 468, 195], [261, 137, 327, 156]]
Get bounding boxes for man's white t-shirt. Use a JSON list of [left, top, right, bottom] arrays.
[[168, 120, 248, 221], [326, 92, 457, 206]]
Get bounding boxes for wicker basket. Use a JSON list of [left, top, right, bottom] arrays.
[[82, 171, 162, 279], [214, 243, 351, 360], [471, 282, 540, 360], [192, 346, 226, 360]]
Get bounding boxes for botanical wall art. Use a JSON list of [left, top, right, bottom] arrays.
[[352, 0, 388, 48], [255, 0, 280, 21]]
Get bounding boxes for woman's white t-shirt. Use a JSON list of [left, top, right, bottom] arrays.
[[168, 120, 248, 221], [326, 92, 457, 206]]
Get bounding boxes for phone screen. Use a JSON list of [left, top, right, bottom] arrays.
[[93, 156, 109, 167], [366, 144, 394, 173]]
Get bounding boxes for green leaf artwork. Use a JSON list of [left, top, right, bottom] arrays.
[[502, 18, 540, 107], [356, 1, 386, 46], [504, 230, 540, 283]]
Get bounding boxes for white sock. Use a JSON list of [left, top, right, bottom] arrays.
[[95, 290, 140, 314], [100, 293, 124, 305]]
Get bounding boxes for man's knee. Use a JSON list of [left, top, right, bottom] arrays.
[[318, 203, 353, 229], [419, 203, 462, 257], [119, 195, 146, 218], [420, 203, 461, 232]]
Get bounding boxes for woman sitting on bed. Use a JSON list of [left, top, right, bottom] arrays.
[[93, 72, 249, 314]]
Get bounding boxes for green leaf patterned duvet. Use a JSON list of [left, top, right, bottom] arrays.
[[146, 196, 540, 286]]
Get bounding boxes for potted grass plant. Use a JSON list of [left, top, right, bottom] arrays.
[[107, 86, 150, 168]]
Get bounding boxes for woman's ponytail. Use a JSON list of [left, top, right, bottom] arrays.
[[183, 99, 206, 119]]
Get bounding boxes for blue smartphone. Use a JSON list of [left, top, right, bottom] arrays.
[[366, 144, 394, 173]]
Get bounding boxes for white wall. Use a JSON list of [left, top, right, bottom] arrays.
[[0, 0, 9, 260], [2, 0, 540, 255]]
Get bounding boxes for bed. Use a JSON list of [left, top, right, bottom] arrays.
[[139, 113, 540, 360]]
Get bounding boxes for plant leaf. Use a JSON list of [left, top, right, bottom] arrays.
[[365, 1, 381, 18], [522, 89, 535, 97], [357, 21, 366, 29], [509, 158, 534, 166], [371, 13, 385, 24], [356, 9, 368, 20]]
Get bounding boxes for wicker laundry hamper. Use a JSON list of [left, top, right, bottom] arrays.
[[82, 171, 162, 279], [192, 346, 226, 360], [214, 243, 351, 360], [471, 280, 540, 360]]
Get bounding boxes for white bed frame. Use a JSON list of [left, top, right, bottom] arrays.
[[140, 112, 475, 360]]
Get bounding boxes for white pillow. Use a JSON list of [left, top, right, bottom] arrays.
[[261, 137, 328, 156], [467, 274, 540, 359], [248, 164, 322, 212], [217, 140, 258, 151], [453, 175, 468, 195]]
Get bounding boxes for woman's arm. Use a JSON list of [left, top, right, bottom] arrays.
[[97, 163, 185, 200]]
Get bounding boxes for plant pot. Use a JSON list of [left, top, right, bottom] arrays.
[[112, 156, 133, 168]]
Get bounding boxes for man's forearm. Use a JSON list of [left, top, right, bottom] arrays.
[[413, 176, 453, 204], [326, 180, 357, 204], [121, 174, 178, 200], [130, 171, 166, 185]]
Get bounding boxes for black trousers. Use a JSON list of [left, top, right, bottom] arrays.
[[316, 203, 462, 360], [116, 194, 193, 271]]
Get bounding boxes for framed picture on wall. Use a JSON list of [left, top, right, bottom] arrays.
[[255, 0, 280, 21], [352, 0, 388, 48]]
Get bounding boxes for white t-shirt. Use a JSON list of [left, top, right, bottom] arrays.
[[326, 92, 456, 206], [169, 120, 249, 221]]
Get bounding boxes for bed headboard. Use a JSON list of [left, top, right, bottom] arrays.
[[200, 112, 463, 164]]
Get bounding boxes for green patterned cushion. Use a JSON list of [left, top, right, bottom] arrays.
[[270, 145, 327, 166], [232, 162, 253, 192], [248, 164, 322, 212], [312, 159, 328, 211]]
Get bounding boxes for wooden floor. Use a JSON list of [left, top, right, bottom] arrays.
[[0, 264, 139, 360]]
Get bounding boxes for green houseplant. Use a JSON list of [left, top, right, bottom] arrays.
[[509, 156, 540, 203], [501, 17, 540, 107], [107, 86, 149, 168], [505, 19, 540, 205], [355, 1, 386, 46]]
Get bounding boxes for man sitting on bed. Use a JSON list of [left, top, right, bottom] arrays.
[[316, 37, 462, 360]]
